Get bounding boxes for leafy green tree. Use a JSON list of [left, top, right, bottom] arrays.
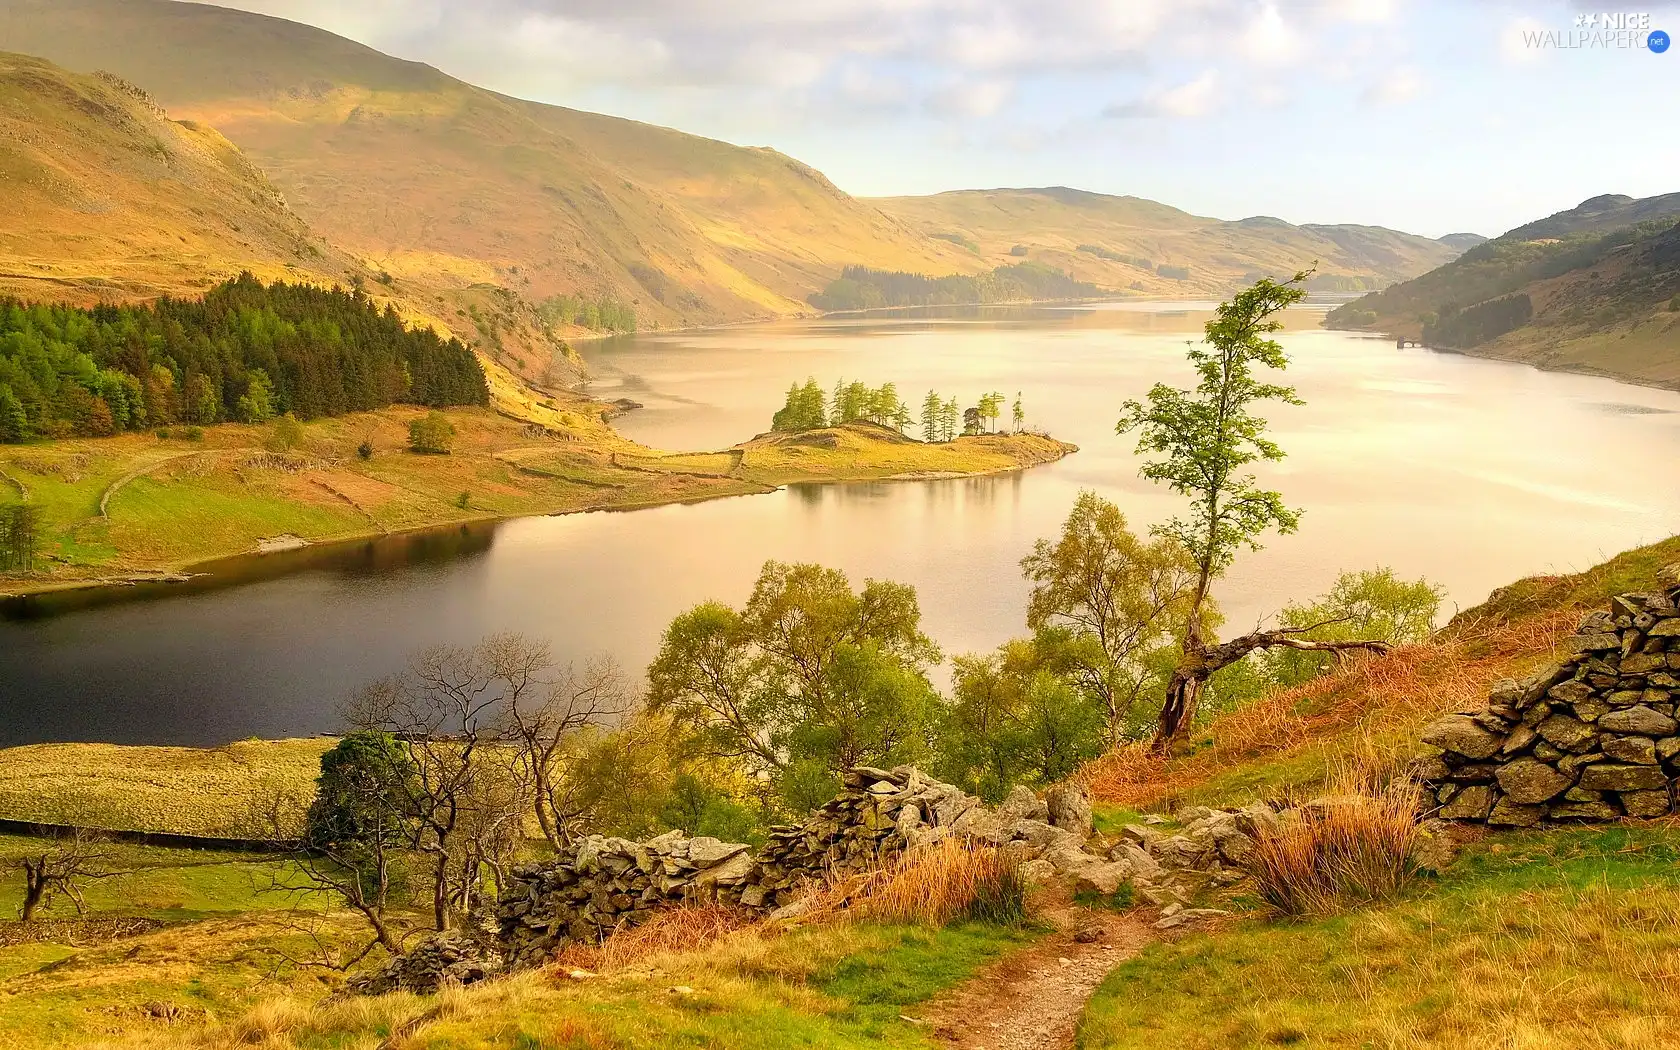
[[408, 411, 456, 454], [1266, 569, 1444, 688], [0, 504, 41, 572], [942, 398, 959, 442], [0, 386, 26, 442], [1021, 492, 1202, 745], [1012, 392, 1025, 434], [236, 369, 277, 424], [648, 560, 942, 811], [1116, 272, 1391, 749], [301, 731, 419, 951], [184, 373, 220, 425], [771, 378, 828, 432], [939, 636, 1105, 801]]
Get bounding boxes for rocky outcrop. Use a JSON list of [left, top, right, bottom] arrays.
[[1420, 579, 1680, 826]]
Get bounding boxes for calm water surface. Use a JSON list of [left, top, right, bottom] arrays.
[[3, 302, 1678, 746]]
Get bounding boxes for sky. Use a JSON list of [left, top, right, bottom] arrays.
[[202, 0, 1680, 238]]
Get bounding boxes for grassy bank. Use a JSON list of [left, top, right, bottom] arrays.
[[0, 740, 329, 839], [1077, 824, 1680, 1049], [0, 403, 1073, 598]]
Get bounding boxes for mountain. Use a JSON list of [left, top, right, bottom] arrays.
[[1437, 232, 1490, 252], [0, 51, 355, 302], [1326, 193, 1680, 389], [0, 0, 978, 336], [869, 187, 1466, 295]]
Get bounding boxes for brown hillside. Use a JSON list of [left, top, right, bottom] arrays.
[[872, 187, 1464, 295], [0, 0, 976, 331], [0, 51, 352, 302]]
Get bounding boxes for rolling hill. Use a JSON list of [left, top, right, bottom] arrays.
[[0, 51, 355, 302], [1326, 193, 1680, 389], [870, 187, 1471, 295], [0, 0, 979, 336]]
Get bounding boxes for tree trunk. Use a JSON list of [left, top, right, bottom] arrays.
[[19, 867, 45, 922], [1155, 665, 1206, 750], [432, 854, 451, 931]]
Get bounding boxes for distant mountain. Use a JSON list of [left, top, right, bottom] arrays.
[[869, 188, 1466, 295], [1437, 233, 1490, 252], [1326, 194, 1680, 389], [0, 0, 976, 335], [0, 52, 354, 302]]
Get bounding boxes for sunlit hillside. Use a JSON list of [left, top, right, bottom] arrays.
[[1328, 192, 1680, 389], [0, 0, 979, 330], [872, 186, 1470, 295], [0, 52, 354, 303]]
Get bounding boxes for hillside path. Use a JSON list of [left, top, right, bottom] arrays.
[[913, 910, 1153, 1050]]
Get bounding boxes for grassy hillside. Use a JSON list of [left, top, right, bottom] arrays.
[[0, 52, 355, 303], [1327, 193, 1680, 389], [870, 187, 1466, 296], [0, 0, 978, 337]]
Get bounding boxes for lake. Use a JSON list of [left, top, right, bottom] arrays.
[[3, 302, 1678, 747]]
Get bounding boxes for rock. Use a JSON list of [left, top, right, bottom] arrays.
[[1578, 764, 1668, 792], [1016, 858, 1058, 885], [1045, 781, 1094, 837], [1073, 924, 1106, 944], [1657, 737, 1680, 762], [1494, 758, 1573, 804], [999, 785, 1049, 824], [687, 838, 749, 868], [1486, 798, 1545, 827], [1547, 801, 1620, 820], [1421, 714, 1503, 758], [1411, 820, 1459, 873], [1619, 790, 1673, 817], [1110, 842, 1163, 881], [352, 932, 502, 996], [1537, 714, 1598, 752], [1071, 861, 1132, 897], [1599, 706, 1678, 737], [1438, 784, 1496, 820], [1602, 736, 1659, 765]]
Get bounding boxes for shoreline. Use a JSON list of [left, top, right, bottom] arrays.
[[1325, 322, 1680, 395], [0, 430, 1077, 602]]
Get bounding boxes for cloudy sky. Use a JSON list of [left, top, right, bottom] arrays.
[[205, 0, 1679, 237]]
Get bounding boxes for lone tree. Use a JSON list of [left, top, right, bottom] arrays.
[[4, 831, 117, 921], [1116, 271, 1391, 749]]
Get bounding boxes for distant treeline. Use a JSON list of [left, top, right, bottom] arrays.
[[1077, 244, 1155, 270], [536, 293, 636, 334], [0, 274, 487, 442], [1421, 294, 1534, 348], [808, 262, 1103, 311]]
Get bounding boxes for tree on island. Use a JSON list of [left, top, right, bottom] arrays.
[[941, 397, 960, 441], [1012, 392, 1025, 434], [772, 378, 828, 432], [1116, 270, 1392, 750], [921, 390, 942, 442]]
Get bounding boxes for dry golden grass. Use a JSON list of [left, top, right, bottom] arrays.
[[0, 738, 328, 837], [550, 904, 761, 974], [1248, 778, 1423, 916], [1086, 607, 1580, 811]]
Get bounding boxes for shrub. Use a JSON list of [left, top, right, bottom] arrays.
[[266, 412, 305, 453], [409, 411, 456, 454], [1248, 783, 1421, 916], [357, 438, 374, 460], [455, 491, 471, 509], [857, 840, 1031, 927]]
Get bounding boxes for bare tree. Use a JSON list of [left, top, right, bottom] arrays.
[[4, 830, 119, 921], [500, 655, 632, 848], [344, 634, 561, 931]]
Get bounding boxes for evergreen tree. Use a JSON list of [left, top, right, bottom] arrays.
[[942, 398, 959, 442], [1013, 392, 1025, 434], [921, 390, 941, 442], [0, 386, 26, 443]]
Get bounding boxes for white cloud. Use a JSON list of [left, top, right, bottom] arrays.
[[1105, 70, 1221, 119], [926, 79, 1014, 119], [1360, 65, 1424, 106], [1239, 3, 1307, 65]]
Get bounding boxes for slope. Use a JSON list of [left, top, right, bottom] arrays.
[[870, 187, 1466, 296], [0, 0, 977, 333], [0, 52, 353, 302], [1326, 193, 1680, 389]]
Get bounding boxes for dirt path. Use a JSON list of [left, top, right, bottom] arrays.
[[912, 910, 1153, 1050]]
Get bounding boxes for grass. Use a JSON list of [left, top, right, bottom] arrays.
[[849, 840, 1032, 928], [1, 414, 1072, 598], [1076, 823, 1680, 1049], [1247, 783, 1421, 916], [0, 739, 330, 838], [91, 919, 1034, 1050]]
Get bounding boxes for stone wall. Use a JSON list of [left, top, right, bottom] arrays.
[[1420, 580, 1680, 826]]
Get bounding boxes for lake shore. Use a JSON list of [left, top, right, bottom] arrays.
[[0, 394, 1076, 601]]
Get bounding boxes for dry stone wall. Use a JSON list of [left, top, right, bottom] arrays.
[[1420, 580, 1680, 825]]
